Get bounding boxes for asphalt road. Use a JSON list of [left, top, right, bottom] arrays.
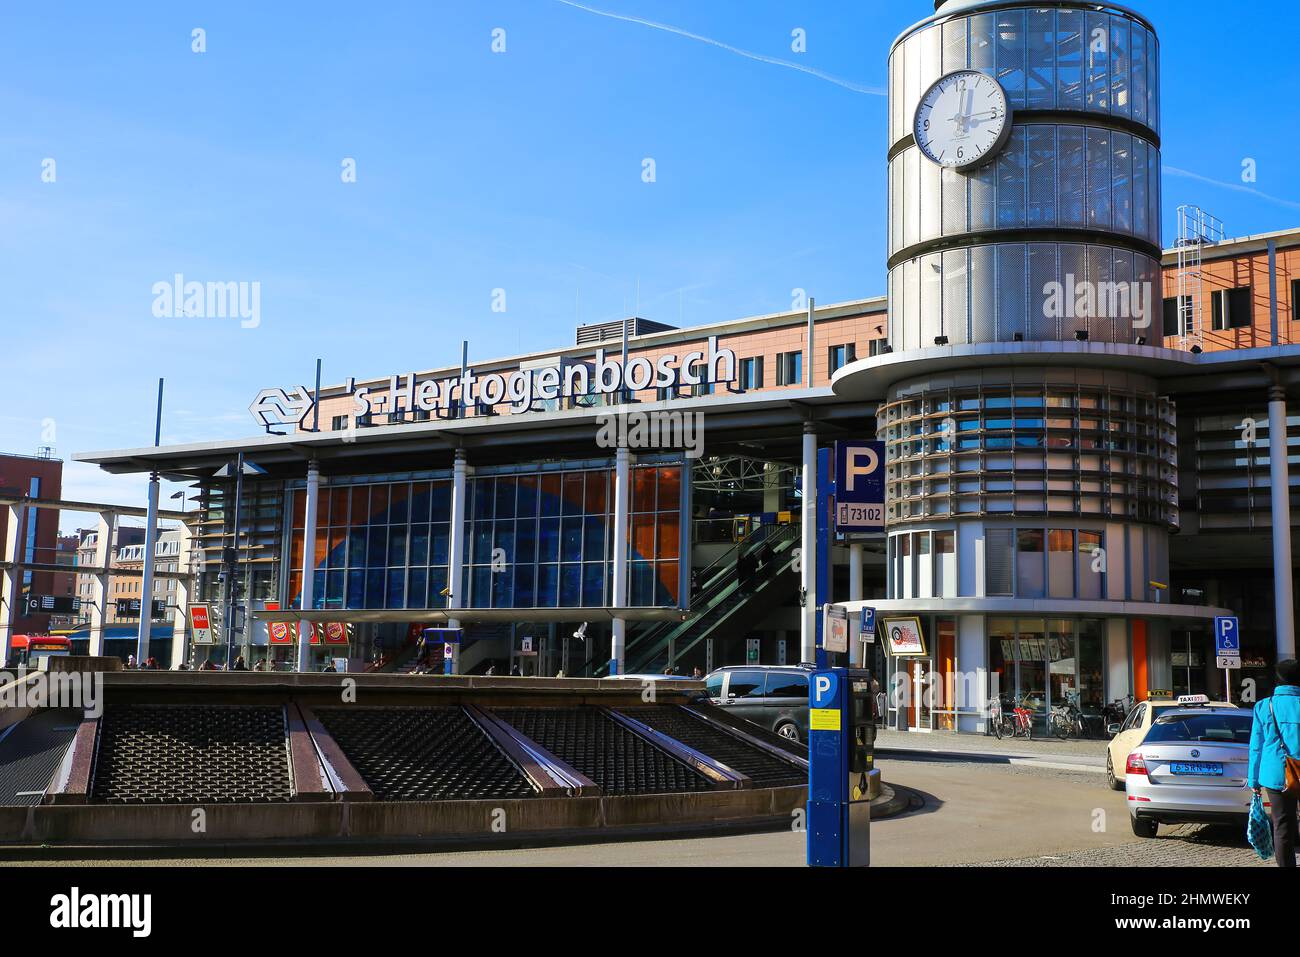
[[7, 753, 1269, 867]]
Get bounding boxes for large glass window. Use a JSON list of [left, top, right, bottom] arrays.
[[288, 478, 453, 611]]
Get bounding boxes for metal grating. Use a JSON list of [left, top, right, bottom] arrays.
[[315, 706, 534, 801], [91, 705, 292, 804], [494, 706, 710, 796], [617, 706, 805, 789]]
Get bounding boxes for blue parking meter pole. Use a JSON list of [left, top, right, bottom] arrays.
[[807, 667, 873, 867], [815, 446, 833, 668]]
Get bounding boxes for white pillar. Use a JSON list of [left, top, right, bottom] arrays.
[[1270, 384, 1297, 659], [801, 423, 817, 664], [136, 471, 160, 664], [610, 446, 631, 675], [296, 460, 320, 673], [0, 503, 22, 664], [447, 450, 469, 673], [89, 511, 116, 657], [849, 542, 864, 666], [170, 521, 195, 669]]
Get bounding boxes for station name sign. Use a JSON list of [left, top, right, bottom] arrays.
[[250, 337, 738, 432]]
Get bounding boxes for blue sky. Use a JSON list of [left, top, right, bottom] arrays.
[[2, 0, 1299, 521]]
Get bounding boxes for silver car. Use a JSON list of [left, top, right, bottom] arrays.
[[1124, 703, 1254, 838]]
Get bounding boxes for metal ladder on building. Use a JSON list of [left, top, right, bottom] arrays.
[[1175, 205, 1226, 352]]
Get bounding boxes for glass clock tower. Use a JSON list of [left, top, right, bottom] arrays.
[[864, 0, 1189, 733]]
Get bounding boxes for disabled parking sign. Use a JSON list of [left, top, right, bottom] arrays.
[[1214, 616, 1240, 669]]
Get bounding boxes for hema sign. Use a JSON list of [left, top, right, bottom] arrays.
[[251, 337, 738, 432]]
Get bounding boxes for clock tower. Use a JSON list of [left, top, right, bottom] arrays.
[[849, 1, 1184, 731]]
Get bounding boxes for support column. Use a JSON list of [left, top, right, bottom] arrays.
[[136, 470, 160, 664], [849, 541, 864, 666], [1269, 383, 1297, 660], [0, 502, 22, 665], [447, 450, 469, 674], [296, 460, 320, 673], [801, 423, 817, 664], [170, 521, 195, 669], [610, 446, 631, 676], [88, 511, 116, 658]]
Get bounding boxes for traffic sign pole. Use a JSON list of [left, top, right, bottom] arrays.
[[1214, 616, 1240, 705]]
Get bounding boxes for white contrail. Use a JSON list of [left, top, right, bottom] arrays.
[[551, 0, 886, 96], [1165, 165, 1300, 214]]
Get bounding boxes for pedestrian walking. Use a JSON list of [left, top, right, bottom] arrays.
[[1248, 658, 1300, 867]]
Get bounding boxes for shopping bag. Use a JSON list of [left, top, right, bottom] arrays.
[[1247, 793, 1274, 861]]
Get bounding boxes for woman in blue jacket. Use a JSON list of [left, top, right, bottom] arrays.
[[1248, 658, 1300, 867]]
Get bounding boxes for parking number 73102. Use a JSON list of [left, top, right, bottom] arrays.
[[837, 503, 882, 524]]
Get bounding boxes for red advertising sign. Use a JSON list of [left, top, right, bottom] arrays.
[[190, 603, 214, 645], [268, 621, 296, 645], [308, 622, 351, 645]]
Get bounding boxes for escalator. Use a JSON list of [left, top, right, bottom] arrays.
[[585, 523, 800, 676]]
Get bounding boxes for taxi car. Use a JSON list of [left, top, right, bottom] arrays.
[[1105, 693, 1231, 790], [1123, 699, 1254, 837]]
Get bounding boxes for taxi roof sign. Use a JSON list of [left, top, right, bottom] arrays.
[[1176, 694, 1210, 706]]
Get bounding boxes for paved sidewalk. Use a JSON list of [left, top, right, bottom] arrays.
[[876, 727, 1108, 772]]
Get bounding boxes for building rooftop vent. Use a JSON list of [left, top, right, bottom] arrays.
[[575, 316, 677, 346]]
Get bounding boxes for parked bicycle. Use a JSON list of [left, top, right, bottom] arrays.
[[1009, 696, 1035, 740], [1050, 691, 1087, 740]]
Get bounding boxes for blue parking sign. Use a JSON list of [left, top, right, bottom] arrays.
[[860, 607, 875, 637], [1214, 617, 1239, 654]]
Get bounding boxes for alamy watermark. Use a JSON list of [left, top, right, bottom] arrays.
[[1042, 276, 1154, 330], [0, 667, 102, 717], [152, 274, 261, 329], [596, 409, 704, 458]]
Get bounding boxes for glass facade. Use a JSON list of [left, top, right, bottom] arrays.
[[889, 243, 1161, 350], [879, 377, 1179, 527], [287, 462, 684, 611], [988, 617, 1107, 719], [890, 126, 1161, 256], [890, 5, 1159, 145], [288, 478, 453, 611]]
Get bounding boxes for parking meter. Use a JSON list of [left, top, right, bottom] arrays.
[[807, 667, 876, 867]]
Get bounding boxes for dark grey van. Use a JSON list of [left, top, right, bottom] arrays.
[[703, 665, 812, 743]]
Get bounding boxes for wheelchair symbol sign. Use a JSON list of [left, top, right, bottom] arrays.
[[1214, 617, 1239, 654]]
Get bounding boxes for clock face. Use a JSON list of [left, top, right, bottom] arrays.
[[913, 70, 1012, 171]]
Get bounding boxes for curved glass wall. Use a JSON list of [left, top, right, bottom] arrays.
[[888, 243, 1159, 349], [890, 5, 1159, 147], [877, 375, 1179, 527], [889, 124, 1161, 255]]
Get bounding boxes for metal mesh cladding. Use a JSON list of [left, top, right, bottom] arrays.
[[494, 706, 710, 796], [314, 706, 534, 801], [90, 705, 292, 804], [617, 706, 805, 789]]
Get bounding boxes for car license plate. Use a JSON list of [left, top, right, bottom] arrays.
[[1170, 761, 1223, 776]]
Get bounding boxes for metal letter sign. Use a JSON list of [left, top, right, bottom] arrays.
[[834, 440, 885, 533], [1214, 616, 1240, 669]]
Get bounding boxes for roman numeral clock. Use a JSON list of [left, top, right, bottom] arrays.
[[912, 70, 1012, 171]]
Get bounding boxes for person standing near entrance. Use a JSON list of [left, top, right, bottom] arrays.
[[1248, 658, 1300, 867]]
